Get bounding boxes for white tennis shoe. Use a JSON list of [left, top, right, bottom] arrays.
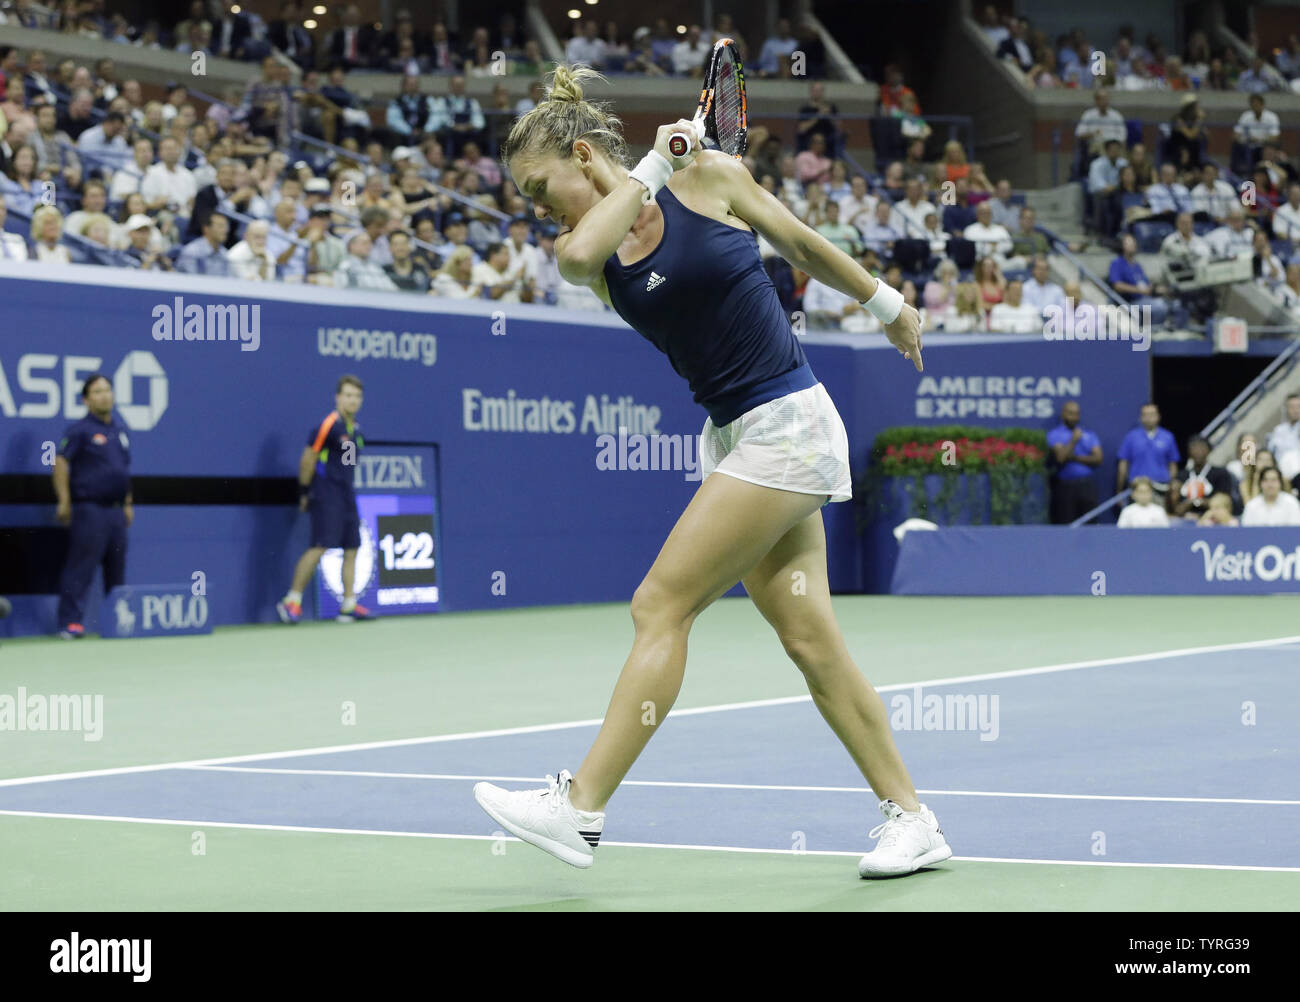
[[858, 799, 952, 878], [473, 769, 604, 869]]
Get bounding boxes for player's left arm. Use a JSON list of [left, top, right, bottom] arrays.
[[698, 151, 922, 369]]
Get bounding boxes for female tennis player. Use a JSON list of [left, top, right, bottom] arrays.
[[473, 64, 950, 879]]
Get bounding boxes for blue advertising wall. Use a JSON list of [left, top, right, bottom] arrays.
[[0, 263, 1152, 632], [893, 527, 1300, 595]]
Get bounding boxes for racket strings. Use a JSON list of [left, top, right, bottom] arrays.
[[710, 54, 745, 156]]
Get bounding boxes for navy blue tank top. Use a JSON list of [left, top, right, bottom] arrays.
[[601, 184, 815, 428]]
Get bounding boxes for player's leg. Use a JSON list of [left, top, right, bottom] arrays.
[[741, 511, 951, 877], [740, 510, 918, 808], [341, 548, 356, 601], [335, 500, 370, 621], [100, 505, 129, 594], [289, 546, 326, 594], [565, 473, 827, 813]]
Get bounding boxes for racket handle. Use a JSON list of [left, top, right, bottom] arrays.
[[667, 119, 703, 160]]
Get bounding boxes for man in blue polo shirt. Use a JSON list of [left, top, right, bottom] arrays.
[[1117, 402, 1181, 507], [276, 374, 373, 623], [1046, 400, 1103, 523], [52, 373, 133, 639]]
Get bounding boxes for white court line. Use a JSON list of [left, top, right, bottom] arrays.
[[0, 633, 1296, 792], [0, 808, 1297, 874], [184, 766, 1300, 806]]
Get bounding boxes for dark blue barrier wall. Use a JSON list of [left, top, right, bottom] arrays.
[[893, 526, 1300, 594], [1, 263, 1151, 629]]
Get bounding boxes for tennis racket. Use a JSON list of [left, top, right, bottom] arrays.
[[666, 37, 748, 164]]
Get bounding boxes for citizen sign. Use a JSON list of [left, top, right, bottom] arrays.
[[1191, 539, 1300, 583], [353, 454, 425, 489]]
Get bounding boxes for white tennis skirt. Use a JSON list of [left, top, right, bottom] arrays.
[[699, 382, 853, 503]]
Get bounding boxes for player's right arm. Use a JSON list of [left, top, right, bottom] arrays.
[[297, 445, 316, 511]]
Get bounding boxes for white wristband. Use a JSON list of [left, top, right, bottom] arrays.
[[862, 280, 904, 324], [628, 150, 672, 204]]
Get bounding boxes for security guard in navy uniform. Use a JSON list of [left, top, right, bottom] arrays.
[[52, 373, 133, 639]]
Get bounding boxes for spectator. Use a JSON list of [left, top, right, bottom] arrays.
[[1272, 183, 1300, 251], [1253, 228, 1285, 291], [1206, 206, 1253, 258], [1160, 211, 1211, 281], [922, 258, 960, 313], [942, 282, 985, 332], [209, 0, 254, 60], [381, 228, 430, 292], [140, 136, 196, 216], [435, 75, 486, 159], [59, 87, 97, 141], [1117, 402, 1180, 502], [0, 199, 28, 260], [1190, 163, 1236, 221], [1236, 55, 1279, 95], [936, 140, 991, 192], [1047, 401, 1103, 523], [1127, 143, 1155, 188], [1266, 393, 1300, 484], [1009, 206, 1051, 259], [1108, 233, 1154, 300], [335, 230, 397, 290], [757, 18, 798, 78], [30, 102, 74, 174], [326, 4, 377, 70], [121, 214, 166, 270], [997, 17, 1034, 72], [465, 194, 501, 254], [1087, 138, 1127, 236], [1241, 466, 1300, 525], [1076, 88, 1126, 156], [1022, 255, 1066, 315], [892, 92, 930, 141], [860, 200, 901, 257], [1226, 432, 1258, 485], [176, 211, 231, 275], [962, 200, 1013, 260], [941, 177, 976, 235], [75, 108, 129, 168], [1163, 55, 1193, 91], [601, 21, 630, 72], [502, 215, 540, 289], [802, 274, 879, 333], [473, 241, 523, 302], [304, 204, 346, 281], [22, 49, 56, 106], [432, 245, 482, 298], [1, 144, 42, 215], [1197, 492, 1239, 526], [649, 19, 678, 74], [1235, 92, 1280, 152], [29, 204, 72, 263], [975, 255, 1006, 312], [794, 132, 832, 186], [815, 200, 861, 257], [269, 1, 313, 69], [227, 218, 276, 280], [890, 177, 935, 238], [921, 210, 949, 260], [1240, 449, 1283, 506], [1172, 434, 1238, 521], [458, 140, 502, 191], [565, 19, 608, 70], [979, 5, 1010, 47], [878, 65, 920, 115], [1168, 93, 1206, 169], [64, 179, 108, 237], [1116, 165, 1148, 227], [1145, 162, 1194, 221], [987, 178, 1019, 231], [988, 279, 1040, 333], [266, 199, 307, 280], [797, 80, 838, 152], [1117, 477, 1171, 528], [671, 25, 710, 77], [386, 74, 436, 142]]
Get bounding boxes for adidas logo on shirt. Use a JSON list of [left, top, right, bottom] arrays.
[[646, 271, 666, 291]]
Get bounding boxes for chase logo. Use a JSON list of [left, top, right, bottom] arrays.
[[0, 349, 168, 431]]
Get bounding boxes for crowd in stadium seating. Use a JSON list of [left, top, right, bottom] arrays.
[[0, 2, 825, 80], [979, 8, 1300, 96], [1053, 397, 1300, 526]]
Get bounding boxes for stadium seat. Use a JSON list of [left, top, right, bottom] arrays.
[[1271, 240, 1292, 263], [1125, 119, 1144, 148], [869, 116, 907, 169], [947, 238, 976, 270], [1193, 219, 1217, 237], [891, 238, 931, 275], [1003, 269, 1030, 283], [1131, 220, 1174, 253]]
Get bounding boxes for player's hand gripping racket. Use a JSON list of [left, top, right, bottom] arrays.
[[666, 37, 748, 165]]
